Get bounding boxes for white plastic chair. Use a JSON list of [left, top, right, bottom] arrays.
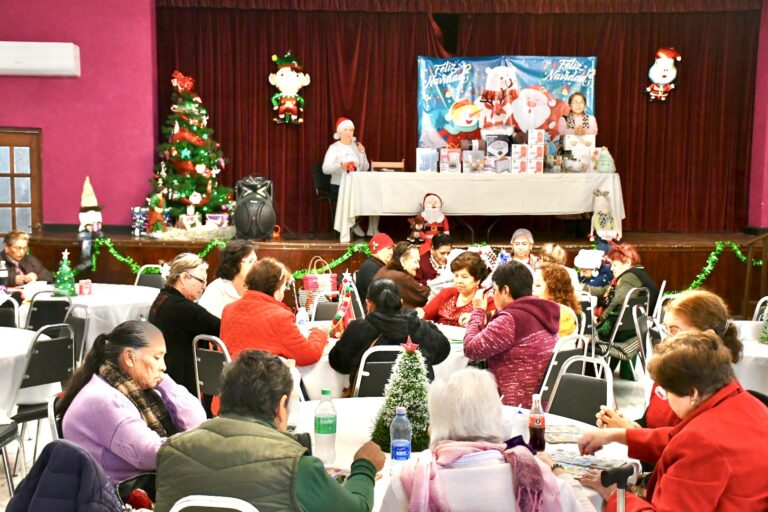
[[169, 495, 260, 511]]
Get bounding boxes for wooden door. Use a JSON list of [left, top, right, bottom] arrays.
[[0, 128, 42, 235]]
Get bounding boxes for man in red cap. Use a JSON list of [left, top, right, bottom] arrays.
[[355, 233, 394, 308]]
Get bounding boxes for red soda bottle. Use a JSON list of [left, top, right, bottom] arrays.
[[528, 393, 546, 452]]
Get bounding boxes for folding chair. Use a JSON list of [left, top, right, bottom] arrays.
[[538, 334, 591, 407], [0, 421, 23, 497], [651, 280, 666, 319], [753, 295, 768, 321], [135, 264, 164, 288], [0, 295, 19, 327], [353, 346, 404, 397], [654, 294, 676, 325], [547, 356, 614, 426], [576, 291, 596, 341], [63, 303, 90, 367], [313, 301, 340, 322], [193, 334, 232, 399], [170, 495, 259, 512], [632, 305, 653, 372], [11, 323, 75, 468], [25, 290, 72, 331], [599, 287, 650, 377], [47, 394, 64, 441]]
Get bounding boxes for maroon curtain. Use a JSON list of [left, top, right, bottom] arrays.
[[157, 8, 447, 232], [458, 11, 758, 232]]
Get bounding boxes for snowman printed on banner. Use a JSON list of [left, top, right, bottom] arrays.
[[646, 47, 682, 102]]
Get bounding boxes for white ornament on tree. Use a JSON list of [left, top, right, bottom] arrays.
[[188, 192, 203, 205]]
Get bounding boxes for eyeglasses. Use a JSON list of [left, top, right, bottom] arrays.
[[186, 273, 207, 285], [654, 386, 668, 401], [8, 244, 27, 251]]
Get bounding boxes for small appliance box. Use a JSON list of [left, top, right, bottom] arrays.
[[527, 144, 546, 159], [485, 135, 511, 157], [494, 157, 511, 173], [510, 144, 528, 159], [526, 158, 544, 174], [416, 148, 439, 172], [527, 129, 546, 144], [439, 147, 462, 173], [564, 134, 596, 151], [510, 159, 527, 174], [462, 150, 485, 173]]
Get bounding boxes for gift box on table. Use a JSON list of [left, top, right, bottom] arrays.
[[416, 148, 438, 172], [439, 147, 462, 173]]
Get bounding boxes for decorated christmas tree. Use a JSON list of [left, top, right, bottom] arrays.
[[760, 308, 768, 344], [149, 70, 235, 220], [54, 249, 76, 296], [370, 338, 431, 452]]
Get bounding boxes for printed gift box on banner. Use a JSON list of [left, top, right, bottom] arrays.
[[416, 148, 439, 172], [439, 147, 462, 173]]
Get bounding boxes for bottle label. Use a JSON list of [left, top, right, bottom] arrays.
[[315, 416, 337, 435], [529, 414, 545, 428], [391, 440, 411, 461]]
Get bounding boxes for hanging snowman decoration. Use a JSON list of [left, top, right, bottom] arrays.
[[269, 52, 311, 124], [646, 47, 682, 102]]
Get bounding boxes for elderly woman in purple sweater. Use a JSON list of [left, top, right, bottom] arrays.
[[463, 261, 559, 409], [59, 321, 206, 483]]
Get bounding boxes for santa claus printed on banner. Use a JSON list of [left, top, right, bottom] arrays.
[[417, 193, 450, 255], [510, 85, 570, 144], [646, 47, 681, 102]]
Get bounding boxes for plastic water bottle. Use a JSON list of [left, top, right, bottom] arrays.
[[528, 393, 546, 452], [0, 261, 8, 287], [285, 359, 302, 431], [390, 406, 412, 476], [296, 307, 310, 337], [314, 389, 336, 465]]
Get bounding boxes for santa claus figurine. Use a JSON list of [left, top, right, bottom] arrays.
[[418, 193, 450, 255], [647, 47, 682, 102]]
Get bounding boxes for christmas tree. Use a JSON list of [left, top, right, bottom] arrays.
[[370, 338, 431, 452], [54, 249, 76, 296], [760, 307, 768, 344], [149, 70, 235, 220]]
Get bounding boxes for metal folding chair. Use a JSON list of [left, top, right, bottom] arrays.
[[753, 295, 768, 321], [0, 295, 19, 327], [63, 303, 90, 367], [193, 334, 232, 399], [353, 346, 404, 397], [600, 287, 650, 375], [170, 495, 260, 512], [547, 355, 614, 425], [135, 264, 164, 289], [25, 290, 72, 331], [538, 334, 591, 407]]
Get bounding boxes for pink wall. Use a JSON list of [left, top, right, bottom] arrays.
[[750, 0, 768, 229], [0, 0, 157, 226]]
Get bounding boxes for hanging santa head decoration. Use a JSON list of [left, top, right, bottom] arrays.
[[646, 47, 682, 102], [269, 51, 311, 124]]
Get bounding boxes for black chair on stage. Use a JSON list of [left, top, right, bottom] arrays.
[[311, 163, 335, 238]]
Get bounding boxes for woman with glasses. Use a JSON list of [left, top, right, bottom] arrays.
[[220, 257, 327, 365], [1, 229, 53, 284], [578, 331, 768, 511], [148, 253, 221, 397], [596, 289, 743, 430]]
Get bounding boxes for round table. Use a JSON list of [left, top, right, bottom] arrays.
[[734, 321, 768, 394], [19, 283, 160, 350], [0, 327, 59, 423], [294, 396, 633, 512]]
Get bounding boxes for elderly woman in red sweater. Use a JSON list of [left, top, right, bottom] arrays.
[[220, 258, 327, 365], [416, 251, 493, 327], [578, 331, 768, 511]]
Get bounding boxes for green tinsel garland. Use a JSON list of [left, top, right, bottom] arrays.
[[684, 241, 762, 291]]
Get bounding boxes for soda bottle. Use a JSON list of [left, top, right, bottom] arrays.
[[528, 393, 546, 452], [284, 359, 302, 431], [296, 306, 310, 337], [390, 406, 412, 476], [314, 389, 336, 465]]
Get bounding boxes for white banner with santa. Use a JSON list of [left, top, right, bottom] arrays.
[[417, 55, 597, 152]]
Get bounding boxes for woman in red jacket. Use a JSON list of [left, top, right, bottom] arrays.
[[220, 258, 327, 365], [578, 331, 768, 511]]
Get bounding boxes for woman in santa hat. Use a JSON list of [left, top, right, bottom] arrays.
[[322, 117, 379, 237]]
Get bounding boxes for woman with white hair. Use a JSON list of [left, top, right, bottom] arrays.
[[510, 228, 539, 272], [380, 368, 595, 512], [149, 253, 221, 397]]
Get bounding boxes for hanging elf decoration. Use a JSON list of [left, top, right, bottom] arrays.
[[269, 51, 311, 124], [646, 47, 682, 102]]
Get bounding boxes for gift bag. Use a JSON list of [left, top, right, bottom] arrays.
[[299, 256, 338, 309]]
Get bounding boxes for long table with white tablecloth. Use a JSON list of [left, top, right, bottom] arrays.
[[334, 171, 625, 242]]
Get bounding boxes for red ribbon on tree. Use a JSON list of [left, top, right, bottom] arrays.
[[171, 70, 195, 93]]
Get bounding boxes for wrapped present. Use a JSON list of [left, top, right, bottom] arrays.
[[131, 206, 149, 237]]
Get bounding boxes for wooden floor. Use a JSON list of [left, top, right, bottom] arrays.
[[29, 229, 762, 318]]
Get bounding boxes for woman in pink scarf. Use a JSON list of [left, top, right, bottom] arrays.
[[380, 369, 596, 512]]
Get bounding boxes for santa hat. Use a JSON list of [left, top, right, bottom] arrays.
[[655, 47, 682, 62], [80, 176, 102, 212], [369, 233, 394, 254], [333, 117, 354, 140], [422, 193, 443, 207]]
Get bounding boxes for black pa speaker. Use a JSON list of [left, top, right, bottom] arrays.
[[233, 176, 276, 240]]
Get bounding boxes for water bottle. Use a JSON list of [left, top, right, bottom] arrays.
[[0, 261, 7, 287], [390, 406, 412, 476], [296, 307, 310, 337], [528, 393, 546, 452], [314, 389, 336, 465], [285, 359, 302, 431]]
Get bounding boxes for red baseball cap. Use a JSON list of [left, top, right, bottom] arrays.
[[369, 233, 394, 254]]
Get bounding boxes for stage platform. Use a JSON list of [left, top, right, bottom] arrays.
[[29, 230, 761, 318]]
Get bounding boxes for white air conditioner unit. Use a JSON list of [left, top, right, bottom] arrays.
[[0, 41, 81, 77]]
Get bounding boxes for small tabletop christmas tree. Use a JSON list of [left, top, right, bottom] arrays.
[[54, 249, 77, 296], [760, 308, 768, 344], [370, 338, 430, 452], [149, 70, 235, 222]]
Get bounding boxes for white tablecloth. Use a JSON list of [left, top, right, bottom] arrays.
[[295, 396, 632, 512], [0, 327, 59, 423], [20, 283, 159, 350], [334, 172, 626, 242], [734, 321, 768, 394]]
